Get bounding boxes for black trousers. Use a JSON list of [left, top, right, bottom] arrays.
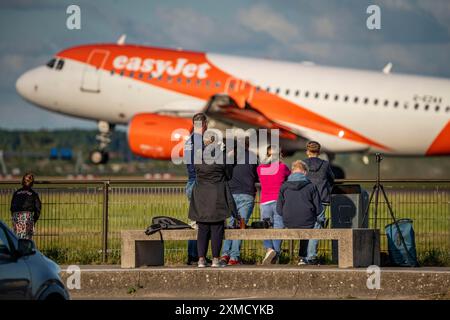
[[197, 221, 225, 258], [298, 240, 309, 258]]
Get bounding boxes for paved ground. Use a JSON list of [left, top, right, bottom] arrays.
[[60, 265, 450, 300]]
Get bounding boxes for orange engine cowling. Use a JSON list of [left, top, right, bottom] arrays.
[[128, 113, 193, 160]]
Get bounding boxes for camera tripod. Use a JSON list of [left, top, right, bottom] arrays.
[[362, 153, 419, 266]]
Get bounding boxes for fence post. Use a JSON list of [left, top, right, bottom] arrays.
[[102, 181, 110, 263]]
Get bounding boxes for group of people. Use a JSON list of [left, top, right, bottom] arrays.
[[184, 113, 335, 268]]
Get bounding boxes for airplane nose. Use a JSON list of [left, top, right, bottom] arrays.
[[16, 70, 36, 100]]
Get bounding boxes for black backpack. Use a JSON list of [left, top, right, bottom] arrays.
[[145, 216, 192, 236]]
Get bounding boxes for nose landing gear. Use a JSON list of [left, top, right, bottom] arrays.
[[90, 121, 113, 165]]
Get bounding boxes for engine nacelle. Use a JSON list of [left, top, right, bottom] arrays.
[[128, 113, 193, 160]]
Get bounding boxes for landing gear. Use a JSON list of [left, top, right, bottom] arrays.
[[90, 121, 113, 165]]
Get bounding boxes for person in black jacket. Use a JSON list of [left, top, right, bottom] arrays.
[[303, 141, 335, 263], [188, 134, 238, 268], [10, 173, 41, 239], [276, 160, 324, 265], [303, 141, 335, 204]]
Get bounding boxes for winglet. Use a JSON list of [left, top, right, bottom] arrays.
[[117, 34, 126, 45], [383, 62, 393, 74]]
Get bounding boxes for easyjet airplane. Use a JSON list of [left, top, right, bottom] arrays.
[[15, 36, 450, 165]]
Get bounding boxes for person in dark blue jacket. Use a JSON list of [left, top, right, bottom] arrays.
[[184, 112, 208, 265], [303, 141, 335, 263], [276, 160, 324, 265]]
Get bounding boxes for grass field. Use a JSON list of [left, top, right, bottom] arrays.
[[0, 181, 449, 266]]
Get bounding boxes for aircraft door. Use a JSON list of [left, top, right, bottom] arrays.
[[81, 49, 110, 93]]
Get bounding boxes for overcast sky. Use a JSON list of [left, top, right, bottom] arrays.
[[0, 0, 449, 130]]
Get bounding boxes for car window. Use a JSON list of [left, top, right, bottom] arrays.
[[0, 227, 12, 257]]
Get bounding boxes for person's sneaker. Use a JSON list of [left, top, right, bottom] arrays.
[[298, 258, 307, 265], [305, 258, 319, 265], [187, 255, 199, 266], [198, 257, 207, 268], [227, 259, 241, 266], [220, 255, 230, 265], [262, 249, 276, 265], [271, 254, 280, 264], [211, 257, 226, 268]]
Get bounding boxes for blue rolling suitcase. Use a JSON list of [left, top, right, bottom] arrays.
[[385, 218, 419, 267]]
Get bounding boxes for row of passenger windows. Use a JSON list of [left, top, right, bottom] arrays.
[[110, 69, 450, 113], [46, 58, 65, 70]]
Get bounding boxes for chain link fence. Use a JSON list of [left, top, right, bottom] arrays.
[[0, 180, 449, 265]]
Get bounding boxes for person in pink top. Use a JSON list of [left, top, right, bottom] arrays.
[[257, 145, 291, 264]]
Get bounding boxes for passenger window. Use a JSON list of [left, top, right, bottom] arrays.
[[197, 79, 202, 86], [275, 88, 280, 94], [394, 101, 399, 107], [285, 89, 290, 95], [343, 95, 349, 102], [256, 86, 260, 92], [46, 58, 56, 69], [266, 87, 271, 93], [424, 105, 429, 111], [374, 99, 379, 105], [158, 75, 163, 81], [167, 76, 172, 82], [205, 80, 210, 87], [305, 91, 309, 98], [314, 92, 319, 99], [138, 73, 143, 79], [148, 73, 153, 79], [110, 69, 115, 76], [129, 71, 134, 78], [363, 98, 369, 104], [334, 94, 339, 101], [354, 97, 359, 103], [404, 102, 409, 109], [120, 70, 124, 76], [215, 81, 221, 87], [186, 79, 191, 84], [384, 100, 389, 107], [446, 106, 450, 112], [56, 59, 65, 70], [324, 93, 329, 100], [295, 90, 300, 97], [177, 77, 182, 83], [0, 227, 11, 257], [414, 103, 419, 110], [435, 106, 440, 112]]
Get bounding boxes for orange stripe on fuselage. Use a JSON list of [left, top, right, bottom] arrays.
[[57, 44, 389, 151], [426, 121, 450, 155]]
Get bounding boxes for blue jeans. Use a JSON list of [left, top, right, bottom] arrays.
[[186, 180, 198, 258], [222, 194, 255, 260], [261, 201, 284, 254], [307, 208, 327, 260]]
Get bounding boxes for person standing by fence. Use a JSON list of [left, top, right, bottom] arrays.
[[184, 112, 208, 265], [221, 137, 258, 265], [303, 141, 335, 264], [188, 134, 238, 268], [10, 173, 41, 240], [257, 145, 291, 264]]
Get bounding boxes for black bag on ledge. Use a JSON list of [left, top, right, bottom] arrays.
[[145, 216, 193, 236]]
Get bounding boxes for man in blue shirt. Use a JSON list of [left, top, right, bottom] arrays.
[[184, 113, 208, 265]]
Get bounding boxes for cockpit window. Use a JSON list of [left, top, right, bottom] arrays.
[[56, 59, 65, 70], [46, 58, 56, 68]]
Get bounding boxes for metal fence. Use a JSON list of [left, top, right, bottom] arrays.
[[0, 179, 449, 265]]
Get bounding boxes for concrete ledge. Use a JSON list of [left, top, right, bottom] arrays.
[[61, 266, 450, 300], [122, 229, 380, 269]]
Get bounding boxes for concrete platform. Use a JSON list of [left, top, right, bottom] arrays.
[[60, 265, 450, 300]]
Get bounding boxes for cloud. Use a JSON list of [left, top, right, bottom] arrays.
[[237, 4, 300, 44]]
